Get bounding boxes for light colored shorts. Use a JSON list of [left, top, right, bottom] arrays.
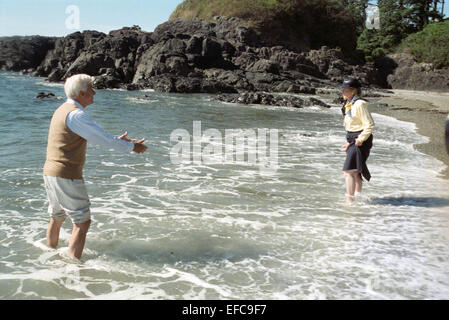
[[43, 175, 91, 224]]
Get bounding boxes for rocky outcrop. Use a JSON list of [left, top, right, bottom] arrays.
[[0, 19, 382, 93], [216, 92, 332, 108], [0, 36, 56, 71], [375, 53, 449, 92], [306, 46, 379, 86]]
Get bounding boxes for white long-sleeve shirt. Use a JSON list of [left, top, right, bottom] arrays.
[[65, 99, 134, 153]]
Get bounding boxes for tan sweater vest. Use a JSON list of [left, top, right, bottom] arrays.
[[43, 103, 87, 179]]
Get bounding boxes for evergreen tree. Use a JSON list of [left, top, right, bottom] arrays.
[[337, 0, 370, 34], [356, 0, 445, 63], [405, 0, 444, 29]]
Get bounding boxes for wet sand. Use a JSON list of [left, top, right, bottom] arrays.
[[370, 89, 449, 179]]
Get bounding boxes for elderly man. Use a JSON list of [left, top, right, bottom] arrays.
[[43, 74, 147, 259]]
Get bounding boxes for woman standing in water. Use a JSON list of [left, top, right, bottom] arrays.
[[338, 78, 375, 203]]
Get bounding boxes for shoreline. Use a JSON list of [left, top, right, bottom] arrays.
[[3, 70, 449, 179], [369, 89, 449, 180]]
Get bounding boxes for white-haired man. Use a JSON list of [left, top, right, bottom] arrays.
[[43, 74, 147, 259]]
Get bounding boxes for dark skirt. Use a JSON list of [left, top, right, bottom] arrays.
[[343, 131, 373, 181]]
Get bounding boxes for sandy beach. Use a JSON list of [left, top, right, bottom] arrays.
[[370, 89, 449, 179]]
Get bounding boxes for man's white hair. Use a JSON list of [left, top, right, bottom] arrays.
[[64, 74, 95, 99]]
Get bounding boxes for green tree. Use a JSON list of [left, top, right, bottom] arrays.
[[400, 20, 449, 68], [357, 0, 409, 62], [337, 0, 369, 34], [405, 0, 444, 30], [356, 0, 445, 63]]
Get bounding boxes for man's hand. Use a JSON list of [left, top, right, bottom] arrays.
[[119, 131, 148, 153], [133, 138, 148, 154], [355, 139, 363, 147], [118, 131, 137, 143]]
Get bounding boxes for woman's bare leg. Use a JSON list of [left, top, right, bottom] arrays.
[[354, 172, 363, 195], [344, 170, 356, 202]]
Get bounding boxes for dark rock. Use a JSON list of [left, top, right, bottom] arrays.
[[247, 59, 280, 74], [332, 96, 345, 104], [376, 53, 449, 91], [216, 92, 331, 109], [274, 80, 295, 93], [47, 69, 63, 82], [200, 79, 238, 94], [307, 46, 381, 87], [36, 92, 55, 99], [124, 83, 143, 91], [65, 52, 115, 78], [186, 36, 203, 54], [0, 20, 390, 93], [147, 75, 176, 92], [0, 36, 56, 71], [279, 83, 316, 94], [202, 38, 221, 58], [94, 72, 122, 89], [133, 39, 191, 83], [195, 38, 234, 69], [39, 31, 107, 80], [151, 19, 216, 43], [175, 77, 202, 93], [232, 52, 259, 70], [213, 16, 260, 47], [308, 97, 331, 108], [202, 68, 253, 92]]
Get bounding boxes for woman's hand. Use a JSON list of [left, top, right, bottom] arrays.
[[340, 142, 350, 151], [355, 139, 363, 147]]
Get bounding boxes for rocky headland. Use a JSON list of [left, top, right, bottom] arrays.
[[1, 17, 382, 94], [2, 17, 448, 94]]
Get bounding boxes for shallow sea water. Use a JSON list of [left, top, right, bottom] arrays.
[[1, 71, 449, 299]]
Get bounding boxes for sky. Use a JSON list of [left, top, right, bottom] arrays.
[[0, 0, 185, 36], [0, 0, 448, 37]]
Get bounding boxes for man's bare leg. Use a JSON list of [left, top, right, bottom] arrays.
[[68, 219, 91, 259], [47, 218, 64, 248]]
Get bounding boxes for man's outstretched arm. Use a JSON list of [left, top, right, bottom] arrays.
[[66, 110, 147, 153]]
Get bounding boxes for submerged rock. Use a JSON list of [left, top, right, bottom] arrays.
[[36, 92, 56, 99]]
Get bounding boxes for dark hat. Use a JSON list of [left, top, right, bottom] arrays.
[[337, 77, 361, 89]]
